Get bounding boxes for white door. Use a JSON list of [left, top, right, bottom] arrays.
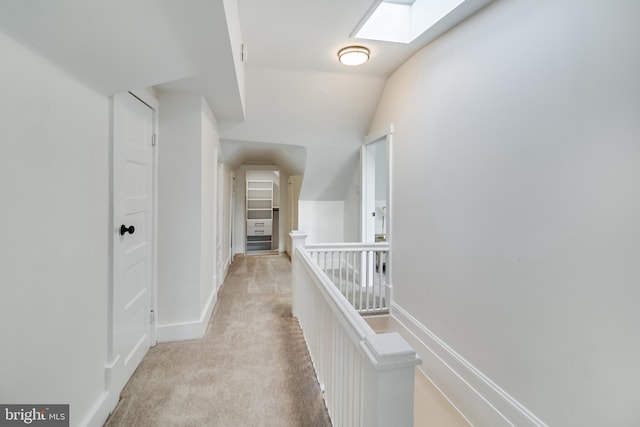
[[112, 92, 154, 391]]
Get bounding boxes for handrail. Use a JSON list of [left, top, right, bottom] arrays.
[[306, 242, 389, 252], [290, 231, 420, 427], [305, 242, 390, 315], [297, 245, 373, 340]]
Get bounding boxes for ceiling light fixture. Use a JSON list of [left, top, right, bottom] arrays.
[[338, 46, 370, 66]]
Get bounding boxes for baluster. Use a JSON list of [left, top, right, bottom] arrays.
[[340, 252, 348, 292], [323, 304, 329, 403], [344, 251, 348, 295], [337, 251, 341, 291], [331, 318, 342, 420], [347, 340, 354, 427], [373, 250, 377, 311], [358, 252, 363, 312], [337, 326, 343, 426], [365, 250, 370, 312], [372, 249, 377, 311], [331, 251, 335, 284], [381, 250, 387, 310], [383, 252, 391, 310], [339, 251, 344, 295], [349, 251, 357, 307], [376, 249, 381, 310], [355, 346, 362, 425]]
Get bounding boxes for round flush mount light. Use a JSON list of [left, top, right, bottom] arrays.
[[338, 46, 370, 66]]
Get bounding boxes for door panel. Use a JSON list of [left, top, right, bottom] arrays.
[[113, 92, 154, 390]]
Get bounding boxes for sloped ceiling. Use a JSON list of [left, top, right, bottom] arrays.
[[220, 67, 385, 199], [219, 0, 493, 200], [0, 0, 493, 200], [220, 140, 306, 176], [0, 0, 245, 120], [220, 0, 391, 200]]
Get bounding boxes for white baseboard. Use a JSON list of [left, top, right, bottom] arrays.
[[390, 302, 548, 427], [83, 357, 124, 426], [82, 391, 112, 427], [223, 255, 231, 282], [155, 285, 218, 342]]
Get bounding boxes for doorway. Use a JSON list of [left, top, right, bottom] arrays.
[[361, 128, 392, 244], [361, 126, 393, 290], [109, 90, 158, 398], [244, 169, 280, 255]]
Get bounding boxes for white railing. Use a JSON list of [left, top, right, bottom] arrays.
[[305, 242, 390, 315], [290, 231, 420, 427]]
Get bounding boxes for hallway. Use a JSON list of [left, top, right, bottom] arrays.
[[105, 255, 331, 427]]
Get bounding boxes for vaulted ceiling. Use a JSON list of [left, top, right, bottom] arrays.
[[221, 0, 490, 199], [0, 0, 491, 199]]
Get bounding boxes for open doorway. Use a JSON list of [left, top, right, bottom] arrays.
[[244, 169, 281, 255], [362, 130, 391, 244]]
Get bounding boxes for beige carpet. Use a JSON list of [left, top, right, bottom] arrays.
[[105, 254, 331, 427]]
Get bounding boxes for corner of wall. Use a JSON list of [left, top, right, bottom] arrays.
[[156, 285, 218, 343]]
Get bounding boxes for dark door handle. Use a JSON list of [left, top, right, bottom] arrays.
[[120, 225, 135, 236]]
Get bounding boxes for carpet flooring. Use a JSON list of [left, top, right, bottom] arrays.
[[104, 254, 331, 427]]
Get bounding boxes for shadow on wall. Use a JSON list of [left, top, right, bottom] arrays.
[[220, 139, 306, 176]]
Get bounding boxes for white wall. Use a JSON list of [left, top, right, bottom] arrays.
[[157, 91, 220, 341], [222, 0, 246, 114], [218, 162, 233, 281], [343, 165, 361, 242], [157, 92, 201, 325], [278, 171, 288, 251], [298, 201, 344, 244], [233, 167, 246, 254], [200, 98, 218, 313], [285, 174, 303, 256], [0, 31, 109, 426], [369, 1, 640, 425]]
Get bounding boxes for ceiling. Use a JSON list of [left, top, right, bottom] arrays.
[[219, 0, 492, 199], [0, 0, 492, 199], [0, 0, 244, 119]]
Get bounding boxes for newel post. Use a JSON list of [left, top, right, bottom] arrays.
[[361, 332, 421, 427], [289, 231, 307, 318]]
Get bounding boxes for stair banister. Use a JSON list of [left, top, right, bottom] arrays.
[[290, 231, 420, 427]]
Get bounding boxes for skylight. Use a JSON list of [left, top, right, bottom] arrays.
[[354, 0, 467, 44]]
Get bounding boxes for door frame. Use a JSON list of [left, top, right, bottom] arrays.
[[107, 88, 159, 404], [361, 124, 393, 245], [230, 171, 236, 263]]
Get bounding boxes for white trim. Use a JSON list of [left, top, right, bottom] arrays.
[[306, 242, 389, 251], [217, 242, 224, 287], [82, 391, 112, 427], [361, 124, 393, 244], [363, 123, 392, 146], [155, 286, 218, 342], [149, 94, 159, 346], [223, 255, 232, 282], [389, 302, 548, 427]]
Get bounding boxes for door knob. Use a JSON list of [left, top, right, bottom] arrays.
[[120, 225, 135, 236]]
